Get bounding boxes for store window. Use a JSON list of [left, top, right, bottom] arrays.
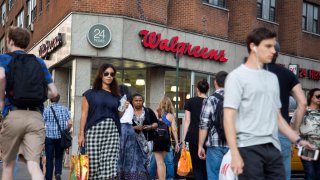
[[90, 68, 146, 99], [164, 70, 191, 113], [16, 9, 24, 28], [302, 2, 319, 34], [1, 3, 6, 26], [27, 0, 36, 27], [257, 0, 276, 22], [203, 0, 226, 8]]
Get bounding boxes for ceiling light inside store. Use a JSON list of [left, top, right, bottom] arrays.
[[124, 78, 131, 87], [124, 83, 131, 87], [173, 96, 180, 102], [136, 74, 145, 86], [171, 86, 179, 92], [186, 94, 190, 99]]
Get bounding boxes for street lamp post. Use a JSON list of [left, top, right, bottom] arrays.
[[174, 52, 180, 123]]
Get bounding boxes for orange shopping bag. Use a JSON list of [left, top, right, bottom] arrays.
[[177, 143, 192, 176]]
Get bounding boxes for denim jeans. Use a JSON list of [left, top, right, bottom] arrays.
[[301, 157, 320, 180], [45, 137, 64, 180], [279, 132, 292, 180], [149, 147, 174, 180], [206, 146, 229, 180]]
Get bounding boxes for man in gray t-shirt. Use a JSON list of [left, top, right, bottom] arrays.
[[223, 27, 313, 180]]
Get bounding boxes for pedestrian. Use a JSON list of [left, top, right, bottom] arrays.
[[223, 27, 314, 179], [131, 93, 158, 158], [118, 87, 150, 180], [299, 88, 320, 180], [181, 79, 209, 180], [265, 41, 307, 180], [78, 63, 128, 179], [198, 72, 228, 180], [154, 96, 179, 180], [43, 94, 71, 180], [0, 27, 58, 180]]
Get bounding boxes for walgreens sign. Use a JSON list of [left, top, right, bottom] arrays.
[[139, 30, 228, 62]]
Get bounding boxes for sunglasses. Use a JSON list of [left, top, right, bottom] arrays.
[[103, 72, 115, 77], [315, 95, 320, 99]]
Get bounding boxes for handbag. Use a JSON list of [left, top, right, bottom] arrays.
[[50, 106, 72, 149], [69, 149, 89, 180]]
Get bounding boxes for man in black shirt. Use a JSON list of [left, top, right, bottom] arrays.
[[265, 42, 307, 180]]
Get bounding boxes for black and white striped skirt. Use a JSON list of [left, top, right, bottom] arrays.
[[86, 118, 120, 180]]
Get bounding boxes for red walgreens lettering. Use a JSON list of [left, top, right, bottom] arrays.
[[139, 30, 228, 62]]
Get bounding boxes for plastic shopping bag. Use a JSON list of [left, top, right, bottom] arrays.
[[177, 148, 192, 176], [69, 150, 89, 180], [219, 150, 238, 180], [69, 154, 81, 180]]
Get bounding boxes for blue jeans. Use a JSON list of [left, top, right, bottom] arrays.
[[301, 157, 320, 180], [45, 137, 64, 180], [206, 146, 229, 180], [279, 133, 292, 180], [149, 147, 174, 180]]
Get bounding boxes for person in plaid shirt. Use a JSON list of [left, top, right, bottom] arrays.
[[43, 94, 71, 180], [198, 71, 228, 180]]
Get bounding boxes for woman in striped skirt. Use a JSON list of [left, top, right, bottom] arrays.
[[78, 63, 128, 180]]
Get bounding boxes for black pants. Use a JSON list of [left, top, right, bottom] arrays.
[[186, 143, 207, 180], [238, 143, 285, 180]]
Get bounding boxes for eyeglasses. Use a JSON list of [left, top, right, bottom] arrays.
[[315, 95, 320, 99], [103, 72, 115, 77]]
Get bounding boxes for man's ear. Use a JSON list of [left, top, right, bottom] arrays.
[[249, 42, 256, 53]]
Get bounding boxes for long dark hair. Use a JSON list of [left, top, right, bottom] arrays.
[[92, 63, 120, 96], [307, 88, 320, 106]]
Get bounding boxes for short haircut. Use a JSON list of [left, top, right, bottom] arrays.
[[215, 71, 228, 88], [132, 92, 144, 103], [50, 94, 60, 103], [8, 27, 31, 49], [197, 79, 209, 94], [246, 27, 277, 53]]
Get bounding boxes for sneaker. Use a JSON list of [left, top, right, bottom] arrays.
[[55, 174, 61, 180]]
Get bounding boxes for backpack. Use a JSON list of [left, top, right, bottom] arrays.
[[211, 92, 226, 146], [6, 53, 48, 108], [155, 119, 170, 144]]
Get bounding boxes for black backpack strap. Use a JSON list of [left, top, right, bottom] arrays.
[[212, 92, 223, 101], [50, 106, 63, 135]]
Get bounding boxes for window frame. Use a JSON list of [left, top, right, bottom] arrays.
[[256, 0, 277, 22], [8, 0, 14, 11], [27, 0, 37, 27], [0, 36, 5, 54], [203, 0, 226, 8], [16, 9, 24, 28], [302, 2, 319, 34], [1, 3, 6, 26]]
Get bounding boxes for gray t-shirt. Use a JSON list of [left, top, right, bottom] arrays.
[[224, 64, 282, 150]]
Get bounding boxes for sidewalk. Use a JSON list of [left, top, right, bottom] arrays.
[[0, 161, 69, 180]]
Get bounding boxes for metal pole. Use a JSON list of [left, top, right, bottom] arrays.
[[175, 52, 180, 123]]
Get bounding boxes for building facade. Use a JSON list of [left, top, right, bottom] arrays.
[[1, 0, 320, 153]]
